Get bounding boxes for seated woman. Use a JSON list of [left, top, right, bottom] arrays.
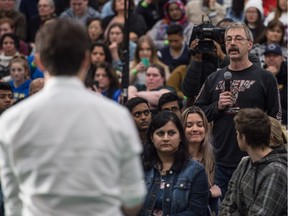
[[0, 33, 20, 81], [251, 19, 287, 67], [8, 55, 31, 100], [128, 63, 174, 109], [140, 111, 209, 215], [181, 106, 222, 215], [101, 0, 147, 42], [86, 17, 104, 44], [86, 61, 121, 102], [130, 35, 170, 89], [105, 22, 136, 72]]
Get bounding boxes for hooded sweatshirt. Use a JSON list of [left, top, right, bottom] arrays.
[[220, 147, 287, 216]]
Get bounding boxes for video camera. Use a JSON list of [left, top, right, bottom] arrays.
[[189, 19, 225, 54]]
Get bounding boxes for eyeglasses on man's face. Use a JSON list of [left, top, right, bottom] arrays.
[[225, 35, 250, 44]]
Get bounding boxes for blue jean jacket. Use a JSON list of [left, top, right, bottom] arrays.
[[140, 159, 209, 216]]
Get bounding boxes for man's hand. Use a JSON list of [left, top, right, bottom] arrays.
[[189, 39, 202, 62], [218, 91, 234, 110]]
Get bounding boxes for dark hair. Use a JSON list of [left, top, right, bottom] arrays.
[[234, 108, 271, 148], [93, 61, 119, 99], [143, 111, 189, 171], [35, 19, 90, 76], [1, 33, 20, 51], [216, 18, 234, 27], [106, 22, 125, 59], [158, 92, 183, 110], [231, 0, 245, 19], [125, 96, 149, 111], [258, 19, 285, 46], [90, 41, 112, 64], [112, 0, 135, 13], [86, 17, 104, 42], [244, 8, 265, 43], [147, 63, 166, 80], [0, 81, 12, 92], [166, 24, 183, 36]]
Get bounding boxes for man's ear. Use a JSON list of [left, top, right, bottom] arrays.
[[34, 53, 46, 72]]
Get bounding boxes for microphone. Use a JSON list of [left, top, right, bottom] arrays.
[[224, 71, 232, 92]]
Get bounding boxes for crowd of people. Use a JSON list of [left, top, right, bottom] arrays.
[[0, 0, 287, 215]]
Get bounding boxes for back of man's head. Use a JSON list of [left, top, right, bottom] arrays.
[[234, 108, 271, 148], [35, 19, 90, 76]]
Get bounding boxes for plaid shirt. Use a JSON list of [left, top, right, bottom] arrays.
[[220, 147, 287, 216]]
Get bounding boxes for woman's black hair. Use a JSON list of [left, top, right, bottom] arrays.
[[0, 33, 20, 51], [143, 111, 189, 172]]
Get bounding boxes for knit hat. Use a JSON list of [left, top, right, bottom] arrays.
[[244, 0, 264, 19], [263, 43, 282, 56]]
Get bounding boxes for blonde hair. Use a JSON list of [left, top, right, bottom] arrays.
[[9, 55, 30, 79], [181, 106, 215, 186], [269, 117, 287, 148]]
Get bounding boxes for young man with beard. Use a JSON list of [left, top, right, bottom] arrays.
[[194, 22, 281, 199], [125, 97, 152, 145]]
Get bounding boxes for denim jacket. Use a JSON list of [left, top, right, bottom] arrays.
[[139, 159, 209, 216]]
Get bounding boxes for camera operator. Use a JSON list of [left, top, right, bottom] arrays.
[[182, 19, 261, 105]]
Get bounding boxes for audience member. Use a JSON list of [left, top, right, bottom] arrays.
[[0, 81, 13, 114], [140, 111, 209, 215], [19, 0, 39, 23], [8, 55, 31, 100], [225, 0, 245, 22], [194, 22, 282, 198], [147, 0, 190, 49], [130, 35, 170, 89], [135, 0, 161, 30], [86, 61, 121, 102], [128, 63, 174, 109], [263, 43, 287, 126], [54, 0, 99, 15], [0, 33, 20, 81], [105, 22, 136, 71], [264, 0, 287, 45], [86, 17, 104, 43], [269, 116, 287, 148], [27, 0, 56, 43], [252, 19, 287, 67], [158, 24, 190, 72], [0, 0, 27, 40], [0, 17, 29, 55], [0, 18, 146, 216], [102, 0, 147, 42], [125, 96, 152, 144], [158, 92, 183, 118], [182, 19, 261, 105], [60, 0, 100, 25], [185, 0, 226, 25], [166, 64, 186, 100], [29, 77, 45, 96], [243, 0, 265, 43], [181, 106, 222, 215], [220, 108, 287, 215]]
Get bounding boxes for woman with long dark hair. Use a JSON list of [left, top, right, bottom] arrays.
[[140, 111, 209, 215]]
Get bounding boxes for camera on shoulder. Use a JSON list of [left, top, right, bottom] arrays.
[[189, 19, 225, 54]]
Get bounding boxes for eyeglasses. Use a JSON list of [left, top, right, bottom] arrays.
[[162, 106, 180, 113], [225, 36, 250, 44], [133, 109, 150, 118]]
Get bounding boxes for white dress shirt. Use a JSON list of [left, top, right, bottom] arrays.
[[0, 76, 146, 216]]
